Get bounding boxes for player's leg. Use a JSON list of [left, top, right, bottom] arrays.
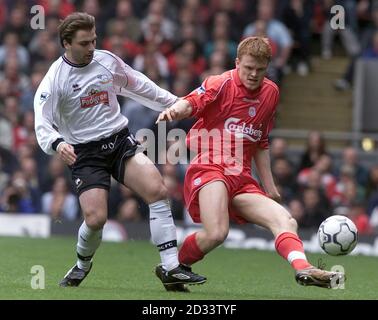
[[76, 188, 108, 268], [60, 188, 108, 287], [179, 181, 230, 266], [231, 193, 310, 267], [123, 152, 179, 270], [122, 152, 206, 288], [232, 193, 344, 288]]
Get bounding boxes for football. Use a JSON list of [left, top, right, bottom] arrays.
[[318, 215, 358, 256]]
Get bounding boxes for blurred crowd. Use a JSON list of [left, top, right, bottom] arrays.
[[1, 0, 378, 234]]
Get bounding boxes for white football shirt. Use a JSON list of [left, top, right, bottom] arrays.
[[34, 49, 177, 155]]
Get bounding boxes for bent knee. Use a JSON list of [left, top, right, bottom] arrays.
[[83, 209, 107, 230], [146, 183, 168, 203], [288, 216, 298, 230], [206, 229, 229, 246], [278, 214, 298, 233]]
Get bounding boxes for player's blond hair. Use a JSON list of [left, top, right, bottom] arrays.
[[237, 37, 272, 63], [58, 12, 95, 48]]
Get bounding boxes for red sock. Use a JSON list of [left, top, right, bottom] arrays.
[[275, 232, 312, 270], [178, 233, 204, 266]]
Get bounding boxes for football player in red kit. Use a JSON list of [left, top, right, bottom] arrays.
[[155, 37, 344, 291]]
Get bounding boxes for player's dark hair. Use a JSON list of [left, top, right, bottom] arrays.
[[58, 12, 95, 48], [237, 37, 272, 63]]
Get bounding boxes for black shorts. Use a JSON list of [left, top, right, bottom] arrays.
[[70, 127, 143, 196]]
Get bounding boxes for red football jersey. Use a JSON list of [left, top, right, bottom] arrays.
[[184, 69, 279, 174]]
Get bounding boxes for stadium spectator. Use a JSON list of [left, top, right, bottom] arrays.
[[321, 0, 360, 60], [204, 11, 238, 61], [200, 50, 229, 82], [209, 0, 253, 40], [0, 0, 8, 32], [0, 31, 30, 72], [346, 201, 373, 235], [156, 36, 344, 289], [0, 170, 40, 213], [2, 6, 33, 47], [42, 176, 79, 221], [0, 155, 10, 193], [0, 146, 19, 174], [105, 0, 142, 42], [39, 154, 70, 194], [0, 111, 13, 151], [116, 197, 142, 222], [270, 137, 297, 169], [335, 146, 369, 188], [287, 198, 305, 225], [102, 34, 141, 65], [133, 42, 170, 81], [281, 0, 313, 76], [298, 154, 337, 197], [33, 12, 205, 290], [299, 187, 330, 228], [272, 157, 298, 204], [298, 130, 328, 171], [20, 71, 45, 112], [20, 157, 40, 191], [243, 0, 293, 85], [366, 164, 378, 214], [141, 0, 177, 43], [361, 29, 378, 58], [330, 165, 365, 208], [38, 0, 75, 18], [0, 57, 31, 99], [178, 3, 208, 44], [139, 13, 174, 57], [334, 4, 378, 90], [168, 39, 206, 80]]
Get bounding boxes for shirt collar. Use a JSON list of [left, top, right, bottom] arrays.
[[62, 55, 91, 68]]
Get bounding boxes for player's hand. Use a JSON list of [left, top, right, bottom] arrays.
[[57, 142, 77, 165], [155, 107, 178, 123], [267, 191, 282, 203], [155, 100, 192, 123]]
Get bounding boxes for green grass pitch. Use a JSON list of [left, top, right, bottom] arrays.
[[0, 236, 376, 300]]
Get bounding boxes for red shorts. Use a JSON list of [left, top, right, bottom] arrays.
[[184, 165, 267, 224]]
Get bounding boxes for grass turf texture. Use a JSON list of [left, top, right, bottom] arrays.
[[0, 236, 376, 300]]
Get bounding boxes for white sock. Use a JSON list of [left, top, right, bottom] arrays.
[[149, 200, 179, 271], [76, 222, 102, 271]]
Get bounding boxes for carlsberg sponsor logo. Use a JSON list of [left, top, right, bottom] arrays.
[[224, 117, 263, 142]]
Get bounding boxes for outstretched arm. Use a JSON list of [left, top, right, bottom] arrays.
[[253, 147, 281, 203], [111, 52, 177, 111], [155, 99, 192, 123]]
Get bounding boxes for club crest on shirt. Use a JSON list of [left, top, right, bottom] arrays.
[[248, 107, 256, 118], [80, 89, 109, 108], [193, 178, 202, 186], [97, 74, 112, 86]]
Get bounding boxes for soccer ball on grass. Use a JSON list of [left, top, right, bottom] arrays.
[[318, 215, 358, 256]]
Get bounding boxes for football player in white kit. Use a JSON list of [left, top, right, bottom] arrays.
[[34, 12, 205, 292]]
